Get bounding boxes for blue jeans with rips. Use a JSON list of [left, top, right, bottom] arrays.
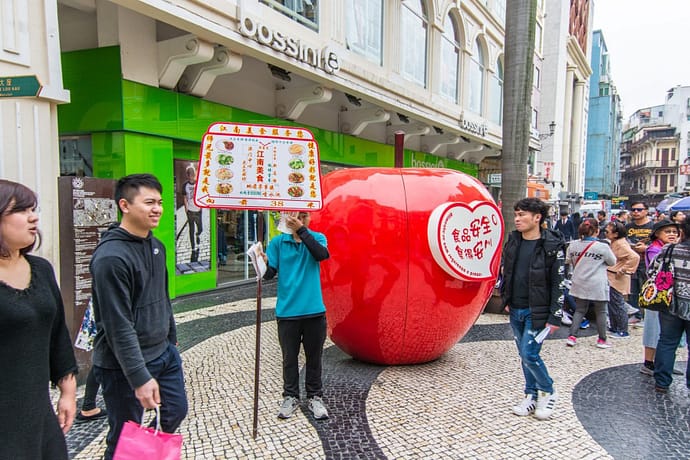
[[509, 307, 554, 397]]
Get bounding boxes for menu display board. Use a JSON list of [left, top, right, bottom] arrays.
[[193, 122, 323, 211]]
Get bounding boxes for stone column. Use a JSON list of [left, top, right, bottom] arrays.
[[560, 67, 575, 190], [571, 80, 586, 195]]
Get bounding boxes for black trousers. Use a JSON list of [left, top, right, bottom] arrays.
[[277, 315, 327, 399], [94, 343, 188, 460]]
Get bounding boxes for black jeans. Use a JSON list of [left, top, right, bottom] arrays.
[[81, 366, 99, 411], [94, 343, 188, 460], [187, 211, 202, 248], [277, 315, 327, 399]]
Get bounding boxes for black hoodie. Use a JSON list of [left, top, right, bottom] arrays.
[[90, 224, 176, 388]]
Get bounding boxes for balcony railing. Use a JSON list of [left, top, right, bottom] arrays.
[[627, 159, 678, 171]]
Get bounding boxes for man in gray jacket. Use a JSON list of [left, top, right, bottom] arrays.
[[91, 174, 187, 459]]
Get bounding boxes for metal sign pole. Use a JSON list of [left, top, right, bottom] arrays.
[[252, 275, 262, 439]]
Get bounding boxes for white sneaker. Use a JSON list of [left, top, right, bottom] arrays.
[[561, 311, 573, 326], [307, 396, 329, 420], [512, 394, 536, 416], [534, 390, 558, 420], [625, 302, 639, 315], [277, 396, 300, 419]]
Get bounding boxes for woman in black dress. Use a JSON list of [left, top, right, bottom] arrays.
[[0, 180, 78, 459]]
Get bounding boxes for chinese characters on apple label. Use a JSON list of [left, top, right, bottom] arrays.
[[427, 202, 503, 281]]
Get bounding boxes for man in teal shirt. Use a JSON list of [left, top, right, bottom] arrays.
[[261, 212, 330, 420]]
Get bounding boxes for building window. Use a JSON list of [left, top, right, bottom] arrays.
[[533, 66, 540, 89], [260, 0, 319, 31], [439, 13, 460, 102], [658, 111, 663, 117], [493, 0, 506, 23], [346, 0, 383, 64], [535, 22, 543, 54], [531, 108, 538, 129], [400, 0, 428, 86], [490, 58, 503, 125], [468, 38, 485, 114]]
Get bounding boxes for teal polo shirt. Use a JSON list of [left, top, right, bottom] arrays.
[[266, 230, 327, 319]]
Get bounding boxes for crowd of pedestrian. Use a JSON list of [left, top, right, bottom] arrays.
[[508, 198, 690, 421]]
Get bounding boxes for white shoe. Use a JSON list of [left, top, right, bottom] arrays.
[[277, 396, 300, 419], [307, 396, 329, 420], [534, 390, 558, 420], [625, 302, 639, 315], [512, 394, 536, 416], [561, 311, 573, 326]]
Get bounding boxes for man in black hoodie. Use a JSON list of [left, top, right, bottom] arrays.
[[90, 174, 187, 459], [501, 198, 565, 421]]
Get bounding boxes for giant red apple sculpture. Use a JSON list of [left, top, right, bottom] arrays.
[[310, 168, 504, 365]]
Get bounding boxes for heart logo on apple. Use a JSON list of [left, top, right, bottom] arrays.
[[427, 201, 504, 281]]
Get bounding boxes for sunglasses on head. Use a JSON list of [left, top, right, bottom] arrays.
[[631, 208, 645, 212]]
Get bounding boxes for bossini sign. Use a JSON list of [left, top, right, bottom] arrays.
[[239, 16, 340, 74]]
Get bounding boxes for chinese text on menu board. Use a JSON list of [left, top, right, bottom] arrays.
[[193, 122, 323, 211]]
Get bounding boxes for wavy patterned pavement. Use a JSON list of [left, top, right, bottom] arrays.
[[64, 296, 689, 459]]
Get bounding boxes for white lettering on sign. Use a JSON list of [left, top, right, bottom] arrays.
[[239, 16, 340, 74], [427, 201, 504, 281], [458, 117, 487, 137], [411, 157, 445, 168]]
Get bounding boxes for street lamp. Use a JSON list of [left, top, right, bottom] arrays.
[[539, 121, 556, 140]]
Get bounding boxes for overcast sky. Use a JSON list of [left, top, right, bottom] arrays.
[[591, 0, 689, 119]]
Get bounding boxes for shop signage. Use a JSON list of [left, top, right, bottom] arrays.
[[409, 153, 445, 169], [239, 16, 340, 74], [194, 122, 323, 211], [427, 201, 504, 281], [488, 173, 501, 184], [0, 75, 41, 97], [458, 115, 487, 137]]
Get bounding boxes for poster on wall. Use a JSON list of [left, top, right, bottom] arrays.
[[174, 160, 211, 275], [193, 122, 323, 211]]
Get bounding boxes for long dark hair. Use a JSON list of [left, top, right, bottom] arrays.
[[0, 180, 41, 257]]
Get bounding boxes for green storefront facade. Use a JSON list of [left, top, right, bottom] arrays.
[[58, 46, 478, 298]]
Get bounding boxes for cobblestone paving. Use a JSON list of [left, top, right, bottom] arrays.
[[62, 297, 690, 459]]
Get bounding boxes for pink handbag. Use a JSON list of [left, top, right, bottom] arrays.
[[113, 408, 182, 460]]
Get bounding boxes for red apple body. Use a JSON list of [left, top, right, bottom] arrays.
[[310, 168, 502, 365]]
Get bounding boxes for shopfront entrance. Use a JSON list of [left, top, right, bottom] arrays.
[[217, 210, 267, 285]]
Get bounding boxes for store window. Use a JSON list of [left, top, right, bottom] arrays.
[[260, 0, 319, 31], [59, 136, 93, 176], [400, 0, 427, 87], [468, 38, 485, 115], [346, 0, 383, 64], [217, 210, 268, 284], [490, 58, 503, 125], [174, 160, 211, 275], [439, 13, 460, 102]]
